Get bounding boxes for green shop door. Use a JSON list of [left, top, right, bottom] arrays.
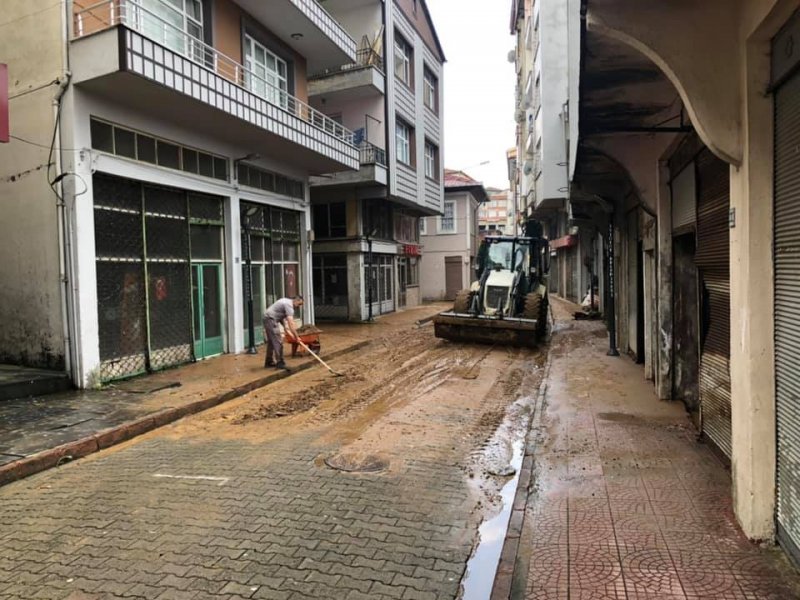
[[192, 264, 225, 359]]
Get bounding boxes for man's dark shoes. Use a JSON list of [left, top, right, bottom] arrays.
[[276, 362, 291, 372], [265, 360, 276, 368]]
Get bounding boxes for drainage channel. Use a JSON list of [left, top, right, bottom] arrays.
[[460, 404, 530, 600]]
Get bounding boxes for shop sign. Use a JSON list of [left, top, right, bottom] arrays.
[[550, 235, 577, 249], [403, 244, 422, 256]]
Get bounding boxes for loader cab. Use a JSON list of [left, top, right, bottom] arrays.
[[477, 236, 542, 283]]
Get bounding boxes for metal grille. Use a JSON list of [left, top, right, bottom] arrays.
[[94, 174, 148, 381], [695, 148, 732, 459], [775, 71, 800, 561], [94, 174, 205, 381]]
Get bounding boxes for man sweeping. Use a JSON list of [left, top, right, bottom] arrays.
[[263, 296, 304, 371]]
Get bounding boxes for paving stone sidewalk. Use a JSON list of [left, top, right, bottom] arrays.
[[507, 297, 800, 600], [0, 304, 444, 485]]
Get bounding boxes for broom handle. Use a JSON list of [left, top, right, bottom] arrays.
[[294, 338, 338, 373]]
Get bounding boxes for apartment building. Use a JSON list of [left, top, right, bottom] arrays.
[[0, 0, 363, 387], [477, 187, 513, 237], [510, 0, 585, 302], [419, 169, 486, 302], [307, 0, 445, 321]]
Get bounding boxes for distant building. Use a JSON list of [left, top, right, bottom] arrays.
[[478, 188, 514, 238], [419, 170, 487, 301]]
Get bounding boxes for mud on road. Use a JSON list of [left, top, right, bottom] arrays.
[[0, 316, 546, 600]]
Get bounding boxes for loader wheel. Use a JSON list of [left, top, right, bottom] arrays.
[[453, 289, 473, 313], [523, 292, 548, 338]]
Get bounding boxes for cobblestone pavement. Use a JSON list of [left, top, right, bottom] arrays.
[[513, 297, 800, 600], [0, 319, 545, 600]]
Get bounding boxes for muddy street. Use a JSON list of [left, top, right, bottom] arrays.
[[0, 314, 546, 600]]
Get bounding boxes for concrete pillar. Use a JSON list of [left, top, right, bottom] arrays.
[[655, 161, 673, 400], [347, 252, 364, 322], [729, 37, 775, 542]]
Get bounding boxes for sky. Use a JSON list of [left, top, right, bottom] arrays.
[[426, 0, 517, 190]]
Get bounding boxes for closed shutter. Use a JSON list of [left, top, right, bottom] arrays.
[[672, 163, 697, 232], [695, 148, 732, 458], [774, 70, 800, 559]]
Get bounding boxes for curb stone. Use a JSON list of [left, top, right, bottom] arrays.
[[0, 340, 370, 488], [490, 316, 554, 600]]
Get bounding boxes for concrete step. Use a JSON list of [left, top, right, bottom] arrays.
[[0, 365, 72, 401]]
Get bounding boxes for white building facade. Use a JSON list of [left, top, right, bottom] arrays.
[[511, 0, 586, 302], [0, 0, 362, 387], [419, 171, 486, 302]]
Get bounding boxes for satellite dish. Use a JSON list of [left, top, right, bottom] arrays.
[[523, 162, 533, 176], [507, 49, 516, 63]]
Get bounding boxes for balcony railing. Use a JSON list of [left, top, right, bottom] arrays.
[[73, 0, 357, 147], [359, 142, 386, 167], [309, 45, 384, 80]]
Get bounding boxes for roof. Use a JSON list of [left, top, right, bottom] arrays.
[[444, 169, 489, 204], [444, 169, 480, 188]]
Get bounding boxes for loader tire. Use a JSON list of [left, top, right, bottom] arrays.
[[523, 292, 548, 338], [453, 289, 472, 313]]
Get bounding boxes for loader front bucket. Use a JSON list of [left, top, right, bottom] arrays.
[[432, 312, 539, 347]]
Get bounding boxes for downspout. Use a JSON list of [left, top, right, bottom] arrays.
[[56, 0, 76, 382]]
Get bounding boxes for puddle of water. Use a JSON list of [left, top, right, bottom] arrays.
[[461, 436, 525, 600]]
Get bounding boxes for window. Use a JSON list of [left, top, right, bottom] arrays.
[[313, 202, 347, 239], [396, 119, 412, 165], [244, 34, 289, 108], [90, 118, 228, 181], [423, 67, 438, 111], [394, 211, 418, 243], [394, 32, 412, 86], [362, 200, 392, 240], [440, 200, 455, 233], [138, 0, 204, 56], [313, 254, 348, 308], [237, 163, 304, 200], [424, 141, 438, 180], [420, 217, 427, 236], [240, 204, 304, 331]]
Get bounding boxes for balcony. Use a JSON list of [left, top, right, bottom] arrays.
[[72, 0, 359, 173], [308, 43, 385, 100], [310, 142, 387, 188], [235, 0, 357, 72]]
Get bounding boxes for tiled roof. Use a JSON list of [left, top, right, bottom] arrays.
[[443, 169, 480, 188]]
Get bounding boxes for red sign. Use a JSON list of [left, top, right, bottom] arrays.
[[0, 64, 8, 143], [403, 244, 421, 257], [550, 235, 577, 249]]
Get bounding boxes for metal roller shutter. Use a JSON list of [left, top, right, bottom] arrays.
[[695, 148, 732, 458], [672, 163, 697, 232], [774, 69, 800, 560]]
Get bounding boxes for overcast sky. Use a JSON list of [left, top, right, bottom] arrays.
[[426, 0, 516, 190]]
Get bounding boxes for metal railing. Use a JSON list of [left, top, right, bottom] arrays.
[[309, 45, 384, 80], [73, 0, 357, 146], [359, 142, 386, 166], [289, 0, 357, 58]]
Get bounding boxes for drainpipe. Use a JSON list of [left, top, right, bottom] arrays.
[[56, 0, 76, 382]]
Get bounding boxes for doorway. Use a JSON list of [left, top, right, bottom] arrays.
[[192, 263, 224, 359], [445, 256, 462, 300]]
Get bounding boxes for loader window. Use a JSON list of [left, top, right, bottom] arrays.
[[488, 241, 513, 270]]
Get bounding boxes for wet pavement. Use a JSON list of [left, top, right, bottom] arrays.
[[0, 306, 446, 471], [0, 304, 545, 599], [510, 296, 800, 600]]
